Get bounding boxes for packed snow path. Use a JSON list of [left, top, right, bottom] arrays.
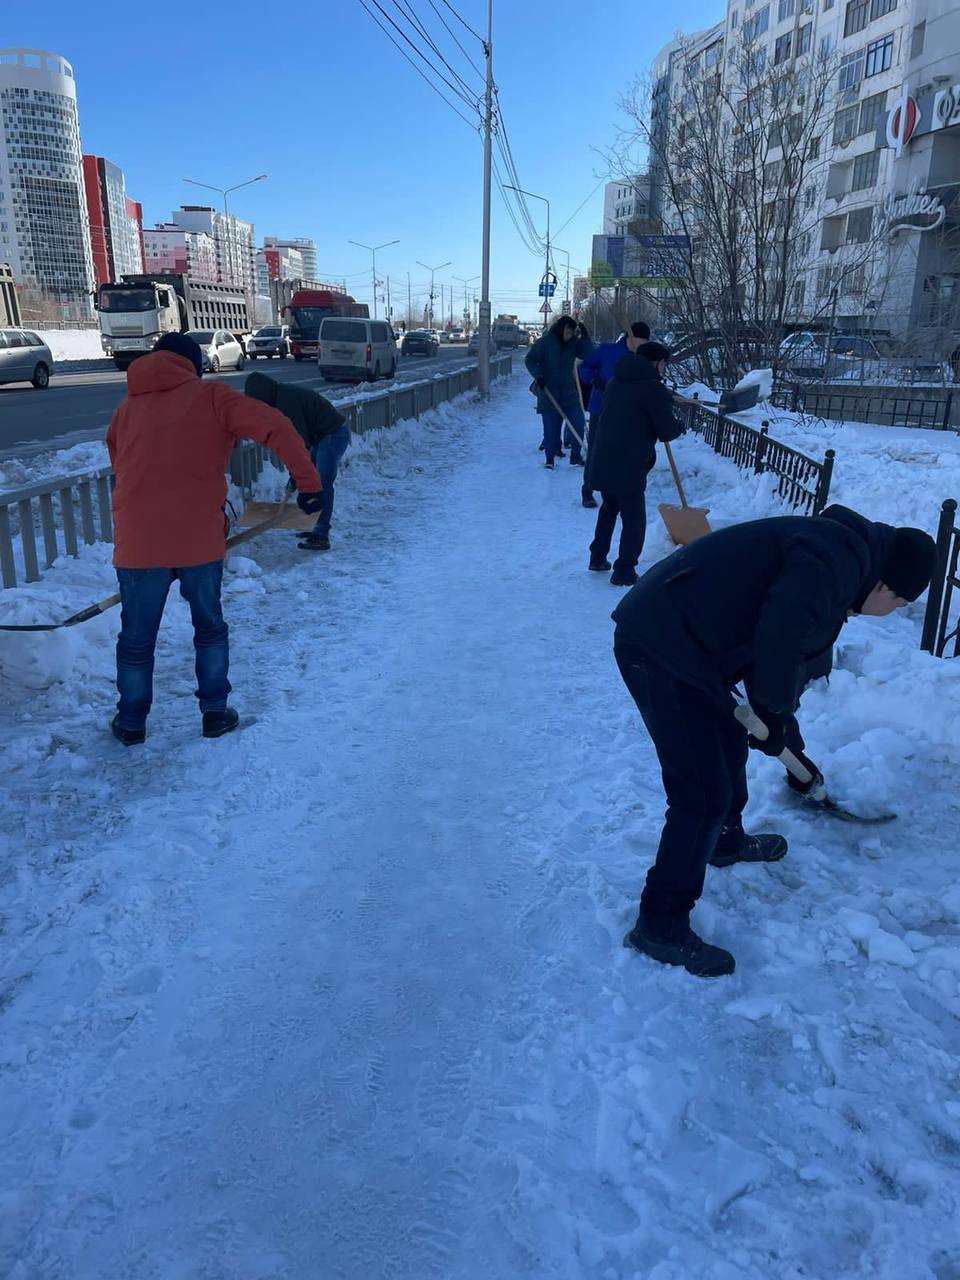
[[2, 376, 960, 1279]]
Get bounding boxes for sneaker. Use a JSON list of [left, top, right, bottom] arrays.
[[202, 708, 240, 739], [624, 921, 735, 978], [570, 457, 585, 467], [610, 567, 639, 587], [709, 826, 788, 868], [544, 459, 555, 470], [111, 715, 145, 746], [582, 493, 598, 509], [588, 558, 612, 572], [298, 532, 330, 551]]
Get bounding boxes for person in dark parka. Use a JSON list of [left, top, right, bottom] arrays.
[[613, 504, 937, 978], [524, 315, 593, 468], [245, 373, 350, 551], [578, 320, 650, 508], [587, 340, 684, 587]]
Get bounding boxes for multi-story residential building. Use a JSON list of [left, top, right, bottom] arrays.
[[169, 205, 257, 297], [143, 224, 217, 282], [263, 235, 317, 281], [82, 155, 144, 286], [0, 48, 95, 320], [602, 175, 653, 235], [256, 243, 305, 295]]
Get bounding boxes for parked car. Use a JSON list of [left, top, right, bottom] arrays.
[[402, 328, 440, 357], [246, 324, 290, 359], [318, 317, 397, 381], [186, 329, 246, 373], [0, 328, 53, 389]]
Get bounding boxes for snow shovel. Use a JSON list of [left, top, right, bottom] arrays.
[[658, 441, 712, 545], [531, 382, 585, 449], [734, 702, 896, 825], [235, 500, 316, 533]]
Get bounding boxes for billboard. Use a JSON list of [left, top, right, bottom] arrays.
[[591, 234, 689, 287]]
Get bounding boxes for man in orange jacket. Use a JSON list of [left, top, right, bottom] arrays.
[[105, 333, 323, 745]]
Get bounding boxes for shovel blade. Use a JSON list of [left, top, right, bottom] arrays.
[[235, 501, 315, 532], [658, 503, 712, 546]]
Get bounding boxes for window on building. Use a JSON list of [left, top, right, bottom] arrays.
[[793, 278, 806, 309], [769, 122, 783, 148], [731, 8, 739, 24], [820, 33, 834, 55], [910, 20, 925, 57], [805, 184, 817, 207], [845, 0, 870, 35], [798, 24, 812, 53], [744, 4, 770, 40], [821, 218, 845, 251], [865, 34, 893, 75], [765, 159, 785, 188], [809, 133, 822, 159], [833, 104, 860, 142], [851, 149, 880, 189], [846, 205, 874, 242], [838, 49, 865, 90], [824, 0, 835, 7], [775, 33, 793, 62], [779, 0, 795, 19], [870, 0, 896, 18], [858, 90, 886, 133]]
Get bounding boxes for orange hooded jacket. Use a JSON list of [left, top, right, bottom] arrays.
[[106, 351, 322, 569]]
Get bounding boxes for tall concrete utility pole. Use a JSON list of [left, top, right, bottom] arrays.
[[478, 0, 494, 395], [349, 238, 398, 321]]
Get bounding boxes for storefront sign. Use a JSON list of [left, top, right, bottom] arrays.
[[881, 78, 960, 152], [885, 181, 947, 236], [886, 85, 920, 157], [932, 83, 960, 133]]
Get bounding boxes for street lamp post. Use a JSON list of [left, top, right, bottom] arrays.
[[552, 247, 578, 315], [349, 238, 399, 321], [453, 274, 480, 330], [417, 259, 452, 327], [505, 184, 550, 330], [182, 174, 267, 298]]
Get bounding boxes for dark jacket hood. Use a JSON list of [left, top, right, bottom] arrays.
[[611, 352, 661, 384], [244, 372, 279, 407], [820, 503, 896, 609], [548, 315, 575, 340]]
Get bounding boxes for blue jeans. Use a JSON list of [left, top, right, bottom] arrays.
[[311, 426, 351, 537], [541, 402, 584, 463], [115, 561, 230, 729]]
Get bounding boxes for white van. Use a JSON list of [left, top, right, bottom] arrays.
[[317, 317, 397, 382]]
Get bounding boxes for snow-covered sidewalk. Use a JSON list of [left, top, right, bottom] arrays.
[[2, 375, 960, 1279]]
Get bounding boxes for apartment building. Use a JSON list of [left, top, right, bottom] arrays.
[[82, 155, 144, 286], [143, 224, 217, 282]]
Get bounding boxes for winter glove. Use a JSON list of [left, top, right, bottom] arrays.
[[746, 706, 789, 757], [297, 492, 324, 515], [785, 749, 824, 796]]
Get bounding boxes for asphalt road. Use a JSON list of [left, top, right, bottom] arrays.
[[0, 345, 480, 463]]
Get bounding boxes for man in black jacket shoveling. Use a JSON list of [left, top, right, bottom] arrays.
[[613, 504, 937, 977], [245, 373, 350, 551], [586, 340, 683, 586]]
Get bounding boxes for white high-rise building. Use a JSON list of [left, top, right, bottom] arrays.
[[602, 175, 653, 235], [143, 225, 217, 282], [264, 235, 317, 281], [170, 205, 256, 296], [0, 48, 95, 320]]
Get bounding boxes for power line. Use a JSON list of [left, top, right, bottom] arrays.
[[437, 0, 484, 43], [427, 0, 485, 78], [553, 178, 606, 238], [392, 0, 483, 101], [356, 0, 480, 128], [364, 0, 480, 110]]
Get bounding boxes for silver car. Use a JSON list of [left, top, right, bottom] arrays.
[[246, 324, 290, 359], [0, 328, 53, 389], [185, 329, 246, 373]]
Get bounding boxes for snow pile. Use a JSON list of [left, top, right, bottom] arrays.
[[677, 379, 721, 403], [1, 374, 959, 1278], [734, 366, 773, 399], [0, 440, 110, 493]]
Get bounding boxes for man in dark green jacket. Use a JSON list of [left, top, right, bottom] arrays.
[[245, 373, 350, 551], [524, 315, 593, 468]]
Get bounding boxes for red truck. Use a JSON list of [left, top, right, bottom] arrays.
[[283, 287, 369, 361]]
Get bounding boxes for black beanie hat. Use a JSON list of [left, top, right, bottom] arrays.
[[638, 341, 672, 364], [879, 527, 938, 601], [155, 332, 203, 378]]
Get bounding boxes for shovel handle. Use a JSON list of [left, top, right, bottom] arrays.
[[662, 441, 690, 510], [733, 703, 815, 786], [538, 385, 585, 449]]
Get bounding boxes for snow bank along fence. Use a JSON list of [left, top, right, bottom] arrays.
[[921, 498, 960, 658], [676, 395, 834, 516], [774, 383, 957, 432], [0, 355, 513, 590]]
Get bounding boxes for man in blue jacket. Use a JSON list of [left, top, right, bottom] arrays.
[[579, 321, 650, 507], [524, 315, 593, 469], [613, 505, 937, 978]]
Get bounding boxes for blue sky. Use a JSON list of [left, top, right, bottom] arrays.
[[11, 0, 719, 323]]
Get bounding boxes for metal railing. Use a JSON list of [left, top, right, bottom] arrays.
[[772, 382, 956, 432], [676, 396, 834, 516], [921, 498, 960, 658], [0, 354, 513, 590]]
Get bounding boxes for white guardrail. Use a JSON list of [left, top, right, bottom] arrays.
[[0, 354, 513, 590]]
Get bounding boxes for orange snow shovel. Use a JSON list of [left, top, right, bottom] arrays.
[[658, 440, 712, 545]]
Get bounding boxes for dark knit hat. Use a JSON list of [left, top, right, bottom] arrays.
[[638, 341, 672, 364], [630, 321, 651, 339], [880, 527, 938, 601], [155, 332, 203, 378]]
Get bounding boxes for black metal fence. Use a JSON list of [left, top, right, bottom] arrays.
[[921, 498, 960, 657], [773, 383, 956, 432], [675, 396, 835, 516]]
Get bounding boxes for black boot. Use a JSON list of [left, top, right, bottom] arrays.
[[202, 708, 240, 739], [298, 532, 330, 551], [582, 492, 598, 508], [709, 825, 788, 868], [544, 458, 555, 470], [624, 918, 735, 978], [610, 567, 639, 587], [111, 715, 145, 746], [588, 558, 611, 571]]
